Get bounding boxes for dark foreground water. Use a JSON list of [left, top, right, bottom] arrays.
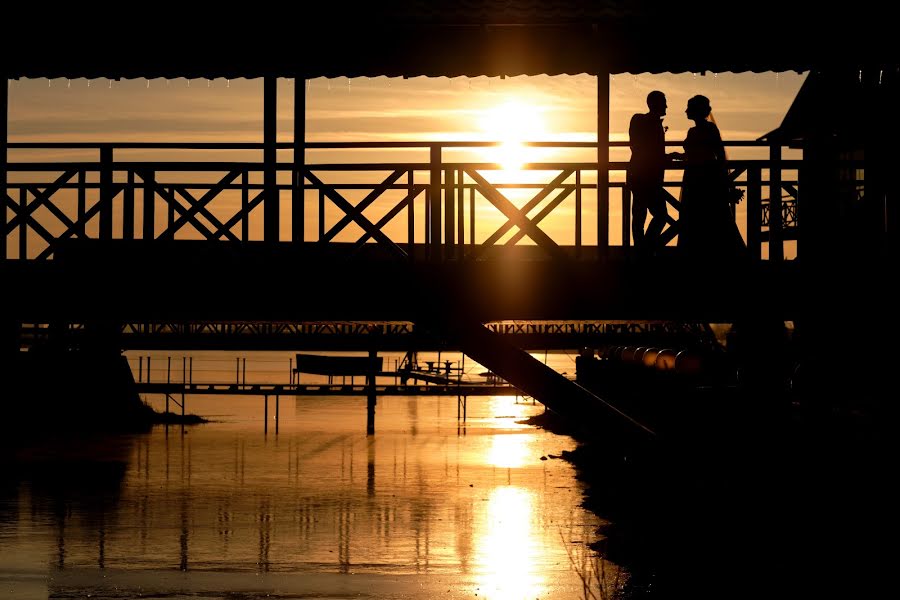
[[1, 351, 622, 599]]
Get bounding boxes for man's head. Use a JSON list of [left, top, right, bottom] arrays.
[[647, 90, 667, 117]]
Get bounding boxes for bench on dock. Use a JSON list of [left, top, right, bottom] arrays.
[[293, 353, 383, 385]]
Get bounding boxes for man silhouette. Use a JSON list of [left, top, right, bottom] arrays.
[[627, 90, 678, 254]]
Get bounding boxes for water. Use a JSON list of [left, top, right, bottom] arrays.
[[1, 351, 621, 599]]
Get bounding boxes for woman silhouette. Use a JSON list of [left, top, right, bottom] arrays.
[[677, 95, 746, 261]]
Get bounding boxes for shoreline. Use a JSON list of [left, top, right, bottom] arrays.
[[523, 378, 891, 598]]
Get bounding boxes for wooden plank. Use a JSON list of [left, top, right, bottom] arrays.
[[465, 169, 568, 262], [506, 186, 574, 245], [321, 169, 405, 242], [466, 169, 572, 260]]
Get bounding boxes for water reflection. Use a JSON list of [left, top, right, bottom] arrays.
[[476, 487, 545, 599], [1, 396, 609, 598]]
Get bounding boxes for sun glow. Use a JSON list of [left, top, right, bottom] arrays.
[[475, 486, 545, 599], [479, 100, 547, 171]]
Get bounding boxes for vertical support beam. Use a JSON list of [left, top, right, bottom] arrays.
[[407, 170, 415, 259], [317, 190, 325, 241], [457, 169, 464, 259], [263, 76, 279, 242], [19, 188, 26, 259], [123, 170, 134, 240], [78, 170, 86, 238], [444, 167, 454, 256], [769, 144, 784, 261], [293, 77, 305, 243], [167, 187, 174, 234], [241, 170, 249, 242], [575, 170, 583, 257], [429, 144, 442, 261], [747, 166, 762, 260], [1, 76, 7, 260], [366, 348, 377, 436], [597, 72, 610, 255], [469, 187, 475, 249], [275, 395, 279, 434], [142, 170, 155, 240], [99, 145, 113, 240], [264, 395, 268, 434]]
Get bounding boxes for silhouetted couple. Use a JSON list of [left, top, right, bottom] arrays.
[[628, 91, 746, 262]]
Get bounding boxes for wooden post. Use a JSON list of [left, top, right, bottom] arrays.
[[143, 170, 155, 240], [78, 170, 86, 238], [19, 188, 26, 259], [407, 170, 415, 259], [123, 170, 134, 240], [264, 395, 268, 434], [366, 349, 377, 435], [1, 76, 7, 260], [293, 76, 305, 243], [469, 187, 475, 250], [263, 76, 279, 242], [575, 170, 582, 257], [769, 144, 784, 261], [444, 167, 454, 256], [242, 170, 249, 242], [429, 144, 442, 261], [747, 166, 762, 260], [597, 73, 610, 256], [275, 395, 279, 434], [99, 145, 113, 240], [167, 186, 174, 233], [457, 169, 465, 259]]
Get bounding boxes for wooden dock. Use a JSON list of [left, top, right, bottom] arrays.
[[134, 381, 522, 397]]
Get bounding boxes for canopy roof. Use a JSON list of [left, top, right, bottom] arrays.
[[2, 1, 896, 79]]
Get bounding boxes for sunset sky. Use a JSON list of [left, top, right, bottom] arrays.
[[8, 72, 806, 143]]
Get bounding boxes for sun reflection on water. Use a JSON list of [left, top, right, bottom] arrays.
[[475, 486, 545, 599]]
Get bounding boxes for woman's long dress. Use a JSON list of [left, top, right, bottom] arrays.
[[677, 121, 746, 261]]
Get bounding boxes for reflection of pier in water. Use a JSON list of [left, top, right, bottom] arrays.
[[33, 426, 573, 580]]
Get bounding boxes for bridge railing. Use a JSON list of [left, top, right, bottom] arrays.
[[3, 140, 800, 261]]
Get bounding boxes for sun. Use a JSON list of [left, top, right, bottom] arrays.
[[479, 99, 546, 171]]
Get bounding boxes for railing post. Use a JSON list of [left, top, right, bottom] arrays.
[[78, 170, 86, 239], [99, 145, 113, 240], [293, 76, 306, 243], [407, 170, 415, 259], [242, 170, 249, 242], [444, 166, 454, 256], [469, 187, 475, 251], [747, 166, 762, 260], [19, 187, 26, 259], [142, 170, 155, 240], [429, 144, 442, 261], [457, 168, 465, 260], [575, 170, 583, 258], [318, 189, 325, 241], [263, 76, 279, 242], [1, 76, 7, 260], [597, 72, 610, 256], [167, 186, 174, 233], [124, 170, 134, 240], [769, 144, 784, 261]]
